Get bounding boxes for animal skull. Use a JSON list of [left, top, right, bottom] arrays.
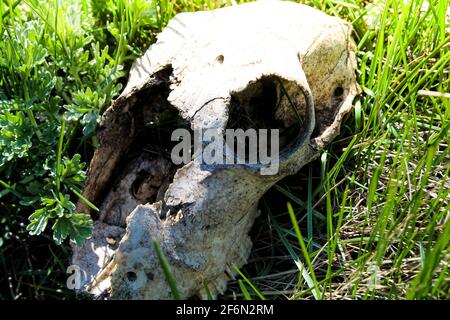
[[72, 1, 359, 299]]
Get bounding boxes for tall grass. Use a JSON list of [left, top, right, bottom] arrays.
[[232, 0, 449, 300]]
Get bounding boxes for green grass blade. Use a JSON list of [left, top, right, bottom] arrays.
[[232, 264, 266, 300], [153, 240, 181, 300]]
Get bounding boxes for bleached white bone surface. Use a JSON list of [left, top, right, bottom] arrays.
[[72, 1, 359, 299]]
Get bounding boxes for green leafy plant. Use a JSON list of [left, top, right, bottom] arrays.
[[0, 0, 172, 248]]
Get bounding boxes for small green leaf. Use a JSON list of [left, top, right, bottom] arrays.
[[27, 208, 49, 235]]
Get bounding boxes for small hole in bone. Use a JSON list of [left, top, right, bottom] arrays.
[[216, 54, 224, 64], [130, 170, 149, 198], [333, 86, 344, 97], [126, 271, 137, 282], [106, 236, 117, 246]]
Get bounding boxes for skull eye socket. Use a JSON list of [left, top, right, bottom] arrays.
[[227, 76, 307, 157], [228, 77, 279, 130]]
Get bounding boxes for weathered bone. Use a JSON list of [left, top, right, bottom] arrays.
[[72, 1, 359, 299]]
